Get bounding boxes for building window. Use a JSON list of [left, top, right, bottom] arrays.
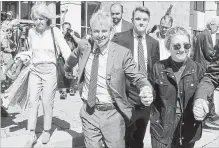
[[194, 1, 205, 12], [20, 1, 35, 20], [81, 1, 101, 38], [217, 2, 219, 16]]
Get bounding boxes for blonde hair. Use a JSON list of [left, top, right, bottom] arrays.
[[31, 4, 55, 25], [165, 26, 191, 50], [90, 9, 113, 30]]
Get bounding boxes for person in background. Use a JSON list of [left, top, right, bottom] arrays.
[[193, 17, 219, 128], [24, 4, 71, 147], [110, 3, 132, 35], [59, 22, 80, 99], [148, 5, 173, 60], [150, 26, 205, 148], [64, 9, 153, 148], [112, 6, 160, 148], [1, 28, 17, 93], [194, 55, 219, 128]]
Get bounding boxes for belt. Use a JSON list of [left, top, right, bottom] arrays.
[[95, 103, 116, 111], [82, 99, 116, 111]]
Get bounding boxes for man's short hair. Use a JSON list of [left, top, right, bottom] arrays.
[[110, 3, 123, 13], [62, 22, 71, 28], [132, 6, 150, 20], [90, 9, 113, 30]]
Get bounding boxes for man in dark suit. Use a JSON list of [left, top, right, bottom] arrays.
[[193, 18, 219, 128], [64, 10, 153, 148], [112, 6, 160, 148], [110, 3, 133, 34]]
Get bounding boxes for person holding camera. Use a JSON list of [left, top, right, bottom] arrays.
[[59, 22, 81, 99]]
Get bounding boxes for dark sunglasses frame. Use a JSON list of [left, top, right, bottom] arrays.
[[172, 43, 191, 50]]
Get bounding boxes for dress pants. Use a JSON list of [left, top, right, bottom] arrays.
[[80, 102, 126, 148], [126, 106, 151, 148], [27, 63, 57, 131]]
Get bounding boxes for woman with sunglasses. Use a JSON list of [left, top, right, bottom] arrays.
[[149, 27, 205, 148]]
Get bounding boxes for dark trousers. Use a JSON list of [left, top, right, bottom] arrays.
[[126, 106, 151, 148], [80, 102, 126, 148], [207, 92, 219, 120]]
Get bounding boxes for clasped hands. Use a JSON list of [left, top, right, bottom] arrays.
[[193, 98, 209, 121], [139, 86, 153, 106]]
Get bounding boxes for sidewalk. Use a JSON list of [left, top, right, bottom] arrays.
[[1, 91, 219, 148]]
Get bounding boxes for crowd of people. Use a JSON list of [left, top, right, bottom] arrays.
[[1, 2, 219, 148]]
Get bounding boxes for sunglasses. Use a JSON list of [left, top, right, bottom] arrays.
[[172, 43, 191, 51]]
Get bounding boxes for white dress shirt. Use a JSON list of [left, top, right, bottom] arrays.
[[114, 20, 122, 33], [133, 31, 148, 70], [82, 43, 113, 104]]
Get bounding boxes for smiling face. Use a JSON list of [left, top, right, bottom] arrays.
[[132, 10, 150, 35], [170, 34, 190, 62], [91, 20, 111, 49], [33, 14, 49, 32], [111, 4, 123, 25]]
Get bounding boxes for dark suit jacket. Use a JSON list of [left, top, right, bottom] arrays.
[[121, 19, 133, 32], [111, 29, 160, 106], [64, 39, 151, 121], [193, 29, 215, 69]]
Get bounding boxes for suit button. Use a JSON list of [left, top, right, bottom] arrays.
[[172, 75, 174, 78], [180, 92, 183, 94], [160, 82, 163, 84], [182, 122, 184, 125], [182, 137, 184, 140], [156, 120, 159, 123], [191, 83, 194, 86]]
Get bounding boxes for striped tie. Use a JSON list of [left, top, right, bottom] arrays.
[[138, 35, 147, 76], [87, 48, 100, 107]]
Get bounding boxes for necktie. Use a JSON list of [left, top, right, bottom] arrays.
[[87, 48, 100, 107], [138, 35, 147, 75]]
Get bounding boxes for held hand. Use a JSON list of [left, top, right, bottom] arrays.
[[193, 98, 209, 121], [65, 71, 73, 79], [139, 86, 153, 106]]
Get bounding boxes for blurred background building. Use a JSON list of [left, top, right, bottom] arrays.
[[1, 1, 219, 45]]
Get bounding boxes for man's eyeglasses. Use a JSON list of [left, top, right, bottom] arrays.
[[172, 43, 191, 51]]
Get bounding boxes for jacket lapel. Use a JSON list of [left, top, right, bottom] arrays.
[[106, 42, 115, 80], [146, 34, 152, 58], [129, 30, 134, 54]]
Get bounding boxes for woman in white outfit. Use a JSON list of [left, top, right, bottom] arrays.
[[24, 4, 71, 147]]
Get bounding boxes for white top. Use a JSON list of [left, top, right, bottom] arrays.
[[28, 27, 71, 64], [82, 43, 112, 104], [114, 20, 122, 33], [133, 31, 148, 71]]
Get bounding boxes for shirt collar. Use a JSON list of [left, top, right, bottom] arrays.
[[133, 30, 146, 39], [114, 19, 122, 27], [92, 42, 109, 55]]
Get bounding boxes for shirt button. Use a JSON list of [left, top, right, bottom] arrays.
[[191, 84, 194, 86], [160, 82, 163, 84], [180, 92, 183, 94]]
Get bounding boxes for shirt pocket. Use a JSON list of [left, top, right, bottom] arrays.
[[155, 79, 169, 98]]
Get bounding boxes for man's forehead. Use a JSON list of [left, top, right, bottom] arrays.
[[111, 4, 122, 12]]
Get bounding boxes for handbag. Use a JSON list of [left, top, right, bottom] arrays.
[[51, 27, 70, 89]]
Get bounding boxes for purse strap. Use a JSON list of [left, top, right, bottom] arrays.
[[51, 27, 59, 58]]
